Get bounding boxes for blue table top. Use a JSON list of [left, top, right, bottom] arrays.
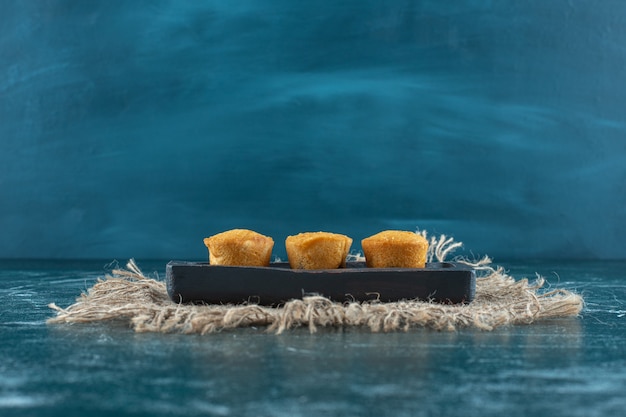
[[1, 259, 624, 417]]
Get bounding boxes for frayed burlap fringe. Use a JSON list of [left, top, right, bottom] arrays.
[[47, 234, 583, 334]]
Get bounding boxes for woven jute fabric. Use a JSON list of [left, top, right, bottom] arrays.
[[47, 235, 584, 334]]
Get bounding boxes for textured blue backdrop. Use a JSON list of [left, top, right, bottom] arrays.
[[1, 1, 625, 260]]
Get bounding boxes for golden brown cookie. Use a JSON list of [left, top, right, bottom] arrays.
[[203, 229, 274, 266], [361, 230, 428, 268], [285, 231, 352, 270]]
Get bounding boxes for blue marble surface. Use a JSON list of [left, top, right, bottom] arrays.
[[1, 259, 625, 416], [2, 1, 626, 260]]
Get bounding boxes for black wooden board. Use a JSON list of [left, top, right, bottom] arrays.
[[166, 261, 476, 306]]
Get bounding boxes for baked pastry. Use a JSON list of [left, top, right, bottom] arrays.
[[361, 230, 429, 268], [203, 229, 274, 266], [285, 231, 352, 270]]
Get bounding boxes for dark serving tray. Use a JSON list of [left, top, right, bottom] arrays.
[[166, 261, 476, 306]]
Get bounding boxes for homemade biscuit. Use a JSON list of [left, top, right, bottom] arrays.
[[203, 229, 274, 266], [285, 231, 352, 270], [361, 230, 428, 268]]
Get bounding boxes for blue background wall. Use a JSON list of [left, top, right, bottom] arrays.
[[2, 1, 625, 260]]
